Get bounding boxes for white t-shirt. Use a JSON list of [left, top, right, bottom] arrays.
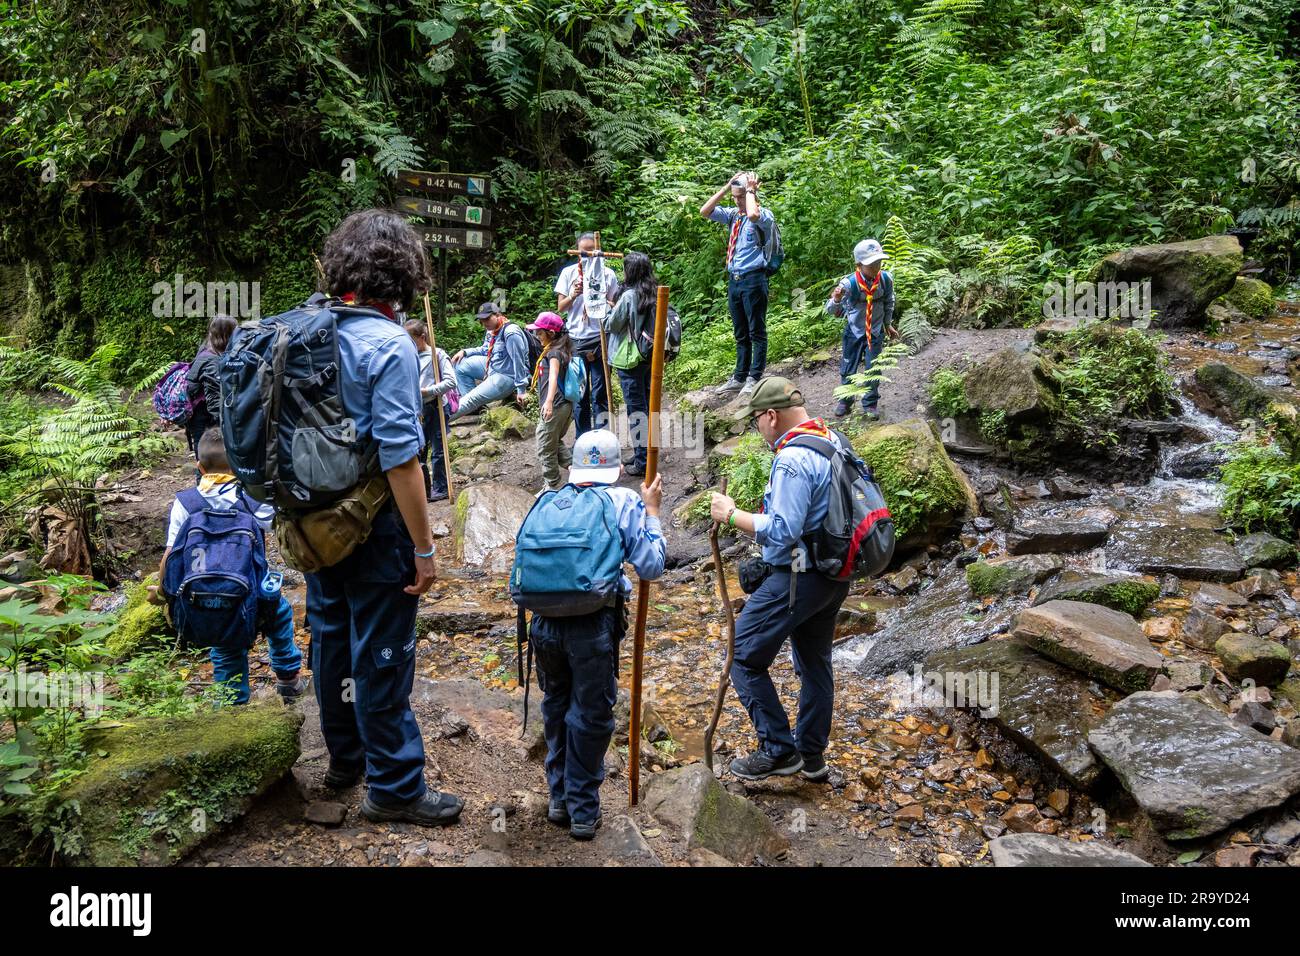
[[555, 258, 617, 343], [166, 481, 274, 548]]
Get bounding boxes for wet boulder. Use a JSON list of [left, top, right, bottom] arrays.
[[989, 833, 1150, 867], [851, 418, 978, 545], [1214, 634, 1292, 687], [965, 553, 1062, 596], [1181, 605, 1228, 650], [481, 405, 532, 440], [1089, 235, 1242, 329], [1235, 532, 1297, 571], [1087, 692, 1300, 839], [1187, 362, 1296, 431], [1106, 523, 1245, 582], [1217, 275, 1276, 321], [641, 764, 788, 864], [928, 638, 1115, 790], [961, 348, 1057, 424], [58, 700, 303, 865], [452, 480, 538, 572], [1005, 516, 1108, 555], [1013, 600, 1162, 693], [1032, 572, 1159, 616]]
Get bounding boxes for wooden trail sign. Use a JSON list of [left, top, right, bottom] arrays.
[[416, 225, 494, 251], [397, 195, 492, 227], [396, 169, 491, 198]]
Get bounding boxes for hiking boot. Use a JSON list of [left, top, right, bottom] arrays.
[[715, 377, 745, 395], [833, 399, 851, 418], [361, 790, 464, 827], [729, 750, 804, 781], [739, 376, 760, 396], [800, 753, 830, 782], [324, 761, 364, 789], [625, 462, 646, 478], [860, 406, 880, 420], [274, 674, 308, 701], [547, 799, 570, 826], [570, 814, 602, 841], [427, 489, 448, 503]]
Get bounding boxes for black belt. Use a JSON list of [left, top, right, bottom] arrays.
[[728, 268, 765, 282]]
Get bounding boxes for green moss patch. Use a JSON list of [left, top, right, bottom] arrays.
[[106, 574, 172, 659], [852, 419, 976, 541]]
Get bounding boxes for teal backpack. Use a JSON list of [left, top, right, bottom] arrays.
[[510, 484, 625, 726], [563, 355, 587, 405]]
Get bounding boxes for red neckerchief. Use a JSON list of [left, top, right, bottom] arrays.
[[774, 417, 832, 453], [852, 269, 881, 349], [340, 292, 397, 322], [725, 217, 742, 266]]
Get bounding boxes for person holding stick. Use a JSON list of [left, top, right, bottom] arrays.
[[700, 171, 776, 397], [708, 377, 851, 783], [556, 232, 618, 432], [524, 429, 665, 839], [403, 318, 457, 502]]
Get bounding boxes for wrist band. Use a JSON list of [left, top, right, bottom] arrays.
[[727, 508, 737, 528], [414, 547, 435, 559]]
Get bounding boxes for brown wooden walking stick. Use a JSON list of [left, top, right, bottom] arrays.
[[628, 284, 669, 807], [703, 476, 736, 773], [422, 291, 455, 503]]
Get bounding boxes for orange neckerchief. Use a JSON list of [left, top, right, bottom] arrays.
[[725, 217, 742, 265], [774, 417, 832, 454], [852, 269, 881, 349]]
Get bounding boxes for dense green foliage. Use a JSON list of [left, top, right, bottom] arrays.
[[1049, 324, 1174, 443], [1221, 438, 1300, 534]]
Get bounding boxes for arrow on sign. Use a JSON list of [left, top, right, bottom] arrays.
[[396, 169, 491, 198], [396, 195, 492, 226], [418, 226, 494, 251]]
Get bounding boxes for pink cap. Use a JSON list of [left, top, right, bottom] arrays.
[[527, 311, 566, 333]]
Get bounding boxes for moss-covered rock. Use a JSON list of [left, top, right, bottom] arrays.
[[1214, 634, 1292, 687], [1089, 235, 1243, 329], [1188, 362, 1296, 430], [56, 700, 303, 865], [851, 419, 977, 543], [961, 348, 1057, 424], [966, 553, 1062, 596], [106, 574, 172, 659], [1221, 276, 1275, 320], [1036, 575, 1159, 616], [482, 404, 532, 439]]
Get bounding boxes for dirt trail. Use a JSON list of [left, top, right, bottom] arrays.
[[104, 327, 1107, 867]]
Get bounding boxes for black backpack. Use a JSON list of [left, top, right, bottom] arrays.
[[785, 430, 895, 580], [634, 304, 683, 364], [219, 294, 381, 510], [517, 324, 544, 378]]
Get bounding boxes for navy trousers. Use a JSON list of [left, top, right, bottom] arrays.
[[306, 507, 426, 806], [727, 270, 769, 381], [530, 603, 625, 826], [840, 327, 885, 410], [574, 340, 610, 434], [616, 363, 651, 471], [731, 568, 849, 760], [420, 401, 447, 498]]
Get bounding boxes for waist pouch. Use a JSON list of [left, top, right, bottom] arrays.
[[275, 475, 391, 574], [738, 557, 775, 595]]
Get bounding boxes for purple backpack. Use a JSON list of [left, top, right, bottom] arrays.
[[152, 361, 194, 424]]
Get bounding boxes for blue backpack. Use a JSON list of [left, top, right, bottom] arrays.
[[510, 485, 625, 726], [563, 355, 587, 405], [161, 488, 270, 651]]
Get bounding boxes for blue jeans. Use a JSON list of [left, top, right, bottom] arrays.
[[574, 339, 610, 434], [420, 401, 447, 498], [306, 507, 426, 806], [209, 595, 302, 705], [616, 363, 651, 471], [727, 270, 769, 381], [730, 568, 849, 760], [452, 355, 515, 418], [840, 327, 884, 410], [531, 603, 625, 826]]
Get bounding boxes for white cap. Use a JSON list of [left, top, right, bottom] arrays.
[[854, 239, 889, 267], [569, 429, 622, 484]]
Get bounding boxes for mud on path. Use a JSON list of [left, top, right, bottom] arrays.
[[102, 326, 1112, 867]]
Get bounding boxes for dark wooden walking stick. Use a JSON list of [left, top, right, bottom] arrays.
[[703, 476, 736, 773], [422, 292, 456, 503], [628, 284, 669, 808]]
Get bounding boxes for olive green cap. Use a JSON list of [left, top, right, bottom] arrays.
[[734, 376, 804, 419]]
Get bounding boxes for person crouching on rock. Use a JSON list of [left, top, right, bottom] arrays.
[[826, 239, 896, 419]]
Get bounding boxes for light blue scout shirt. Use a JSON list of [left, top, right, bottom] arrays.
[[337, 313, 423, 472], [708, 205, 776, 277], [826, 270, 895, 344], [583, 484, 666, 596], [749, 425, 840, 566], [463, 322, 531, 392]]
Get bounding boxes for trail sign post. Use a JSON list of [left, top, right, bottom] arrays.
[[396, 170, 490, 197], [396, 195, 492, 227], [415, 225, 494, 251]]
